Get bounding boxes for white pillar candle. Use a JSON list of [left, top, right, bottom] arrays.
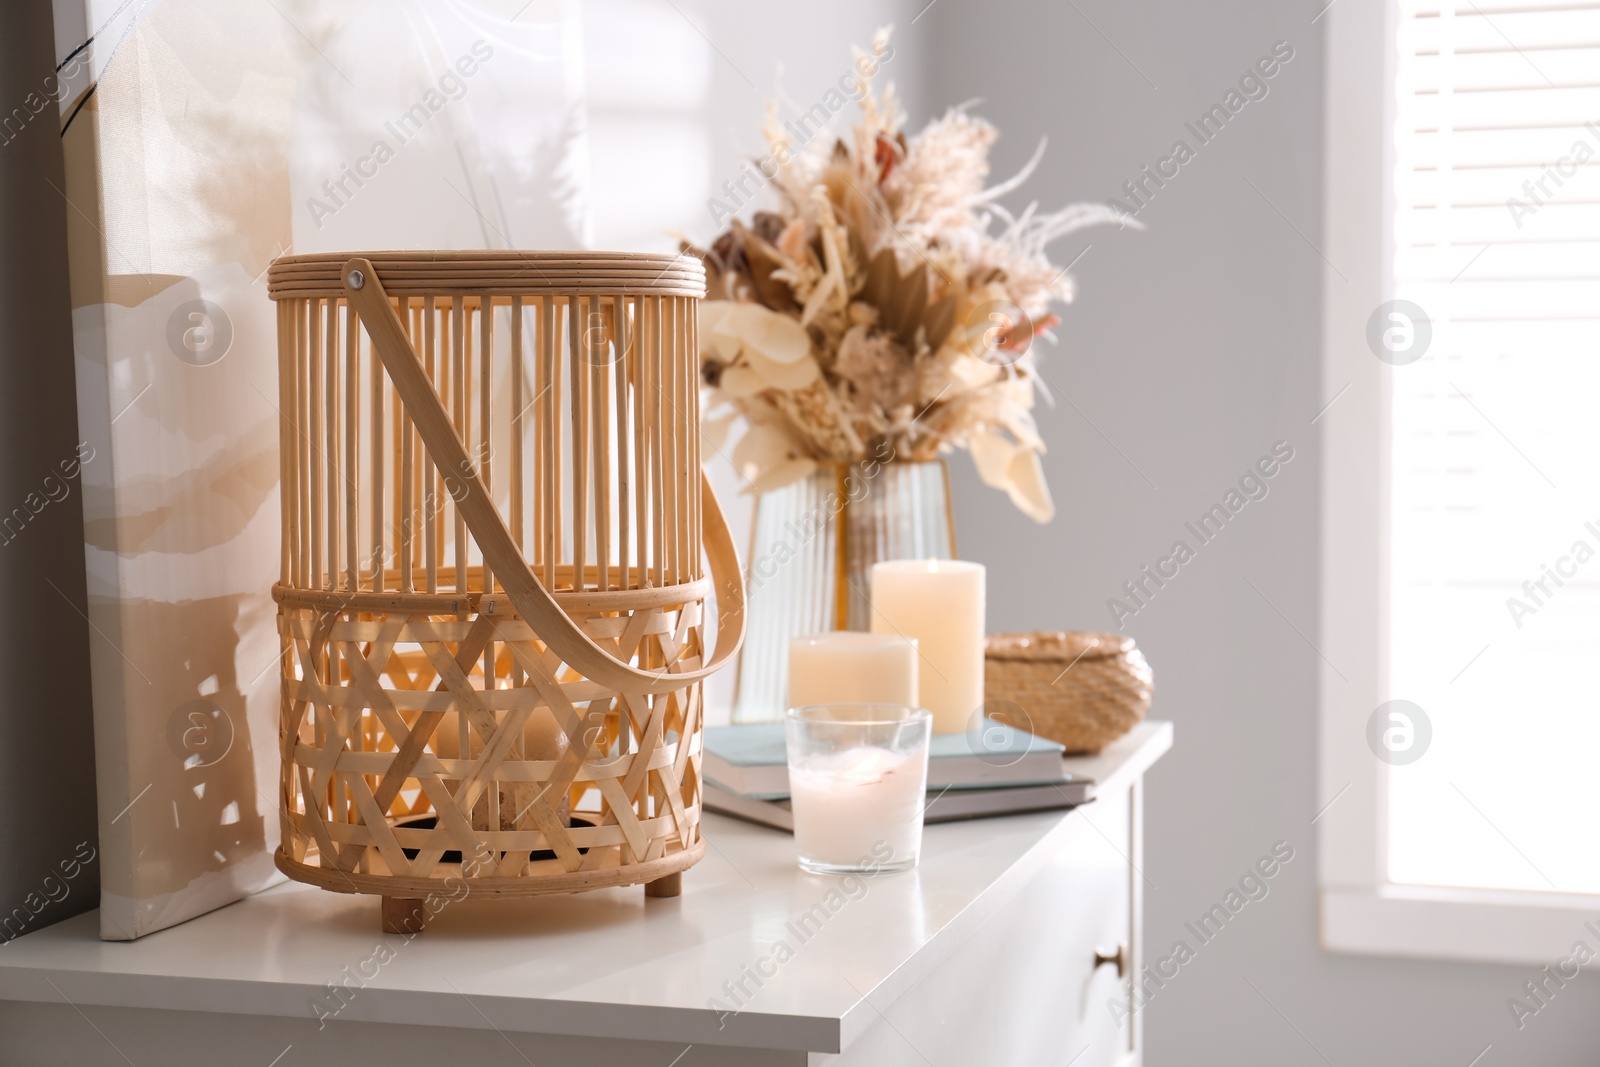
[[788, 632, 918, 709], [869, 559, 985, 734]]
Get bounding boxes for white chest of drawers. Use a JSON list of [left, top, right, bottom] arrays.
[[0, 723, 1170, 1067]]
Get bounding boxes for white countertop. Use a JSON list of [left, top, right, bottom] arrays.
[[0, 722, 1170, 1054]]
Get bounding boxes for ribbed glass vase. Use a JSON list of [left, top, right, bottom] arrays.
[[732, 459, 956, 723]]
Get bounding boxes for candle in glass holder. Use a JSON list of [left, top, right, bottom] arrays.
[[788, 632, 918, 709], [868, 560, 985, 734], [785, 704, 931, 873]]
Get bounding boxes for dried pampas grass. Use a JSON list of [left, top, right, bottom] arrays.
[[689, 27, 1135, 523]]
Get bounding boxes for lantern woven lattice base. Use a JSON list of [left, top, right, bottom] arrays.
[[273, 579, 708, 903]]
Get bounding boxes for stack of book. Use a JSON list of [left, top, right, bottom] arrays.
[[701, 720, 1095, 832]]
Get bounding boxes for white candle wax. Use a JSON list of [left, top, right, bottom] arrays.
[[788, 632, 919, 709], [789, 745, 927, 869], [869, 560, 985, 734]]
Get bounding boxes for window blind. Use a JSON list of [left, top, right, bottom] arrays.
[[1387, 0, 1600, 894]]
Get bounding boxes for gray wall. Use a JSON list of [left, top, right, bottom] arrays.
[[0, 0, 100, 941], [916, 1, 1599, 1064]]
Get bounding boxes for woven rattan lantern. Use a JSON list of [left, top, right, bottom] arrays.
[[267, 251, 744, 932]]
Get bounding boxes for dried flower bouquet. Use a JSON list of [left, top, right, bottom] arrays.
[[688, 29, 1131, 523]]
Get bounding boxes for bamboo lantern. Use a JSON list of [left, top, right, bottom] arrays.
[[266, 252, 744, 933]]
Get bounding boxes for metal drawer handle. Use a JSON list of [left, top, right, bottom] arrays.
[[1093, 941, 1128, 979]]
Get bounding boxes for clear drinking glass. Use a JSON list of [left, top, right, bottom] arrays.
[[784, 704, 933, 874]]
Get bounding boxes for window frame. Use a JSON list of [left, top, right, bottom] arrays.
[[1317, 0, 1600, 966]]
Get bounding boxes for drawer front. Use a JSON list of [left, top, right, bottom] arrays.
[[827, 787, 1138, 1067]]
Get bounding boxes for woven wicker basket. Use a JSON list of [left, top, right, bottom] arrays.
[[983, 632, 1152, 754], [267, 251, 744, 932]]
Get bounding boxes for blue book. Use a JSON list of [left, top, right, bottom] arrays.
[[703, 720, 1070, 799]]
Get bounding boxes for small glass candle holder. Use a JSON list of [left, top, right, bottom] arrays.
[[784, 703, 932, 875]]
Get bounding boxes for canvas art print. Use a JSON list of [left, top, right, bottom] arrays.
[[56, 0, 590, 940]]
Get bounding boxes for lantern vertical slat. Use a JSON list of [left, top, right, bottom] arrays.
[[293, 299, 308, 588], [541, 294, 558, 589], [644, 296, 662, 590], [477, 294, 496, 748], [672, 297, 688, 585], [276, 299, 294, 586], [668, 295, 681, 588], [613, 295, 631, 593], [440, 302, 453, 590], [406, 302, 420, 582], [655, 297, 669, 588], [344, 305, 359, 592], [478, 292, 493, 594], [324, 301, 340, 589], [689, 298, 702, 581], [509, 295, 524, 551], [508, 294, 524, 689], [390, 301, 404, 588], [398, 297, 415, 592], [423, 296, 438, 595], [630, 297, 647, 588], [308, 298, 323, 589], [369, 297, 385, 593], [450, 295, 467, 593], [569, 296, 587, 592], [673, 302, 684, 616], [594, 298, 611, 594], [616, 298, 634, 753], [323, 302, 340, 697]]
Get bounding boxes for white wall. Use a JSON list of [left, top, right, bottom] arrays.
[[583, 0, 925, 256], [917, 1, 1600, 1064]]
